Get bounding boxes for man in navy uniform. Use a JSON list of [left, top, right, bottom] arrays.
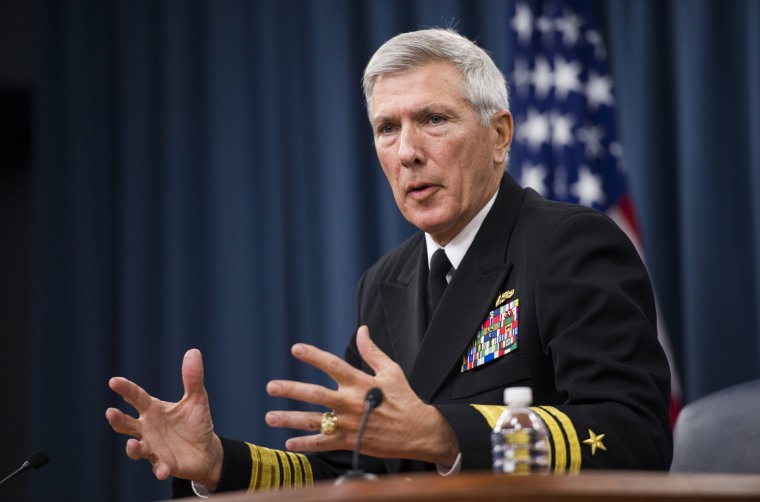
[[106, 28, 671, 496]]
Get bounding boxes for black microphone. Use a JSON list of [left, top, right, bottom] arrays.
[[335, 387, 384, 485], [0, 450, 50, 488]]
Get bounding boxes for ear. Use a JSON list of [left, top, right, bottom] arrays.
[[491, 111, 514, 166]]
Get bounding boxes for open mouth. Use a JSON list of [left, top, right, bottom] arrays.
[[408, 184, 438, 198]]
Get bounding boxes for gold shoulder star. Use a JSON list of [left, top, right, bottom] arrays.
[[582, 429, 607, 456]]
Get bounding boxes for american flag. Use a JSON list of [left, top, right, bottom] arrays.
[[508, 0, 681, 425]]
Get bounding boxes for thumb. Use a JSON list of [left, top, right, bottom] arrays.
[[356, 325, 394, 374], [181, 348, 206, 399]]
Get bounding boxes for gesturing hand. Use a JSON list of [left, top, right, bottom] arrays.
[[105, 349, 224, 489], [264, 325, 460, 467]]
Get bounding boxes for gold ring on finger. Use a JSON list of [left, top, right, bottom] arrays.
[[320, 411, 338, 435]]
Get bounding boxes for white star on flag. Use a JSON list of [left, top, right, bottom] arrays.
[[550, 112, 575, 148], [512, 3, 534, 44], [512, 59, 532, 96], [586, 71, 616, 110], [532, 56, 554, 99], [553, 56, 582, 100], [555, 9, 582, 46], [517, 108, 551, 151], [577, 123, 606, 158], [520, 162, 549, 195], [570, 166, 606, 207]]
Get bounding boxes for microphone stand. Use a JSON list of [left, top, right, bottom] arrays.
[[334, 388, 383, 485]]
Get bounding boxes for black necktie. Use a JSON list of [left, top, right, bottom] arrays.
[[428, 248, 452, 321]]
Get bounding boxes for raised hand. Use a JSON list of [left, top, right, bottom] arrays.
[[105, 349, 224, 489], [264, 325, 460, 467]]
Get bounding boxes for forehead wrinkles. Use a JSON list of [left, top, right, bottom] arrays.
[[368, 63, 469, 118]]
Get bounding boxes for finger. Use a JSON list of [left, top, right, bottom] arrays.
[[181, 348, 206, 400], [125, 438, 146, 461], [109, 376, 153, 413], [126, 439, 172, 481], [267, 380, 339, 408], [356, 325, 395, 375], [105, 407, 141, 438], [265, 410, 323, 432], [290, 343, 367, 385], [285, 434, 341, 453], [153, 461, 172, 481]]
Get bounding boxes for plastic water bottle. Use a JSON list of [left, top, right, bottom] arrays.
[[491, 386, 549, 474]]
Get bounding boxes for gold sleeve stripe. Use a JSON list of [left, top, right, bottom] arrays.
[[248, 443, 261, 491], [295, 450, 313, 487], [275, 450, 289, 488], [259, 444, 278, 489], [281, 449, 295, 488], [245, 443, 314, 492], [470, 404, 506, 428], [531, 406, 567, 474], [528, 406, 560, 473], [540, 406, 581, 473]]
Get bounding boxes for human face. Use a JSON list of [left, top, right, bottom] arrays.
[[370, 62, 512, 245]]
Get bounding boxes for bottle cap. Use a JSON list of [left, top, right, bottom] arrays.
[[504, 386, 532, 406]]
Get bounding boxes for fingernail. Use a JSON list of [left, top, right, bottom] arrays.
[[292, 344, 304, 356], [268, 382, 280, 394]]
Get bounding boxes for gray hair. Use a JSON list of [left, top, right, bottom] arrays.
[[362, 28, 509, 126]]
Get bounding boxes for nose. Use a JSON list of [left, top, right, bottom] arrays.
[[398, 126, 424, 168]]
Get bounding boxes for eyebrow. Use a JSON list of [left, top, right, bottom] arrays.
[[371, 103, 460, 127]]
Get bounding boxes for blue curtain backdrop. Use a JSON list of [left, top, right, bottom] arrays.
[[30, 1, 759, 501]]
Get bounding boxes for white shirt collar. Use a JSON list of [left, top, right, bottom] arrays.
[[425, 189, 499, 274]]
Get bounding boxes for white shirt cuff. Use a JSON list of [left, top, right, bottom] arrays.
[[191, 480, 212, 498], [436, 453, 462, 476]]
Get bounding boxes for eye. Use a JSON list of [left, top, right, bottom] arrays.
[[428, 114, 447, 125], [378, 123, 396, 135]]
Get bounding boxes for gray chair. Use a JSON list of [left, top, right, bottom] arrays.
[[670, 379, 760, 473]]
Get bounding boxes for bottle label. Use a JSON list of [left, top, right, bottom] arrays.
[[492, 427, 549, 474]]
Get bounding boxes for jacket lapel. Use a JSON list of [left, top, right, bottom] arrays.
[[409, 175, 526, 401], [377, 239, 428, 377]]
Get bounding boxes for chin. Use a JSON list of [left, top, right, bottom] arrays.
[[401, 204, 455, 233], [413, 219, 454, 240]]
